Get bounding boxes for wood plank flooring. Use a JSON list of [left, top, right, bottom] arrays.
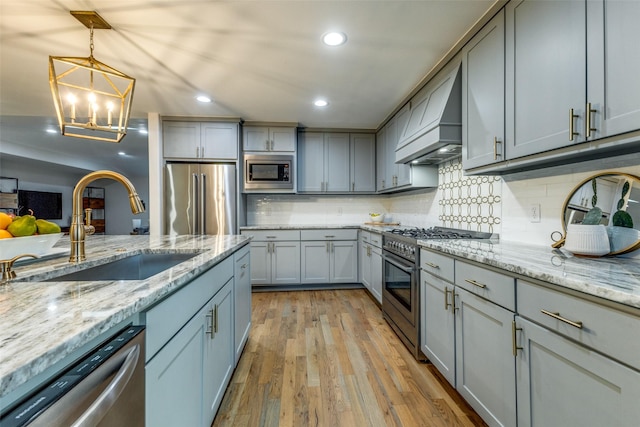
[[213, 289, 487, 427]]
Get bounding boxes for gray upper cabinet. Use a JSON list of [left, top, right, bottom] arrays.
[[243, 126, 296, 152], [298, 131, 375, 193], [505, 0, 587, 159], [163, 121, 239, 160], [462, 9, 505, 170], [587, 1, 640, 140], [350, 134, 376, 193], [298, 132, 349, 193]]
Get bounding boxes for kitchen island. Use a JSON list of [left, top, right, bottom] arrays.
[[0, 234, 251, 408]]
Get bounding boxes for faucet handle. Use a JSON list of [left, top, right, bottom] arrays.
[[1, 254, 39, 281], [84, 208, 95, 235]]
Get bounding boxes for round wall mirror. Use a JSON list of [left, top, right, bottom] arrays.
[[559, 172, 640, 255]]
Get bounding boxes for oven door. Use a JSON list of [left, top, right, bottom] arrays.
[[382, 251, 417, 327]]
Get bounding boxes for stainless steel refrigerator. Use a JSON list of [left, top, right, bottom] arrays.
[[164, 163, 236, 235]]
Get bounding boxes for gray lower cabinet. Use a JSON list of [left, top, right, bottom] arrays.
[[240, 230, 301, 286], [145, 256, 237, 427], [420, 250, 516, 427], [360, 231, 382, 303], [300, 229, 358, 284], [455, 287, 516, 427], [515, 316, 640, 427], [234, 245, 251, 363]]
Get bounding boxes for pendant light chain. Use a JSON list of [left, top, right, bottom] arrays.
[[89, 21, 94, 58]]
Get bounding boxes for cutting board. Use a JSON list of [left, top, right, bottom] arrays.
[[364, 222, 400, 226]]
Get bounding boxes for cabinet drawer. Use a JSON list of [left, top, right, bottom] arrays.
[[455, 261, 515, 311], [517, 280, 640, 371], [369, 231, 382, 248], [240, 229, 300, 241], [300, 228, 358, 240], [420, 249, 454, 283], [144, 257, 234, 361], [360, 230, 371, 243]]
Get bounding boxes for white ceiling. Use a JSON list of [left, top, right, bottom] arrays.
[[0, 0, 497, 177]]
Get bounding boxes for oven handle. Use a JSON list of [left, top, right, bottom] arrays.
[[383, 254, 415, 273]]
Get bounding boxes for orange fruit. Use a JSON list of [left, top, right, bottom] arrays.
[[0, 229, 13, 239], [0, 212, 12, 230]]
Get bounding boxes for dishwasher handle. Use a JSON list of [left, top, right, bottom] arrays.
[[71, 343, 141, 427]]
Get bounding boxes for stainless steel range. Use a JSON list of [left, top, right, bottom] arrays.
[[382, 226, 492, 361]]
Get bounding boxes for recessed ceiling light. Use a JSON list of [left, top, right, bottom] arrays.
[[322, 32, 347, 46], [196, 95, 212, 103], [46, 128, 57, 134], [138, 129, 148, 135], [314, 99, 328, 107], [439, 147, 450, 152], [118, 151, 126, 156]]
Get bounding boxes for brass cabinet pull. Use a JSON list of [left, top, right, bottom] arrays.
[[586, 102, 597, 139], [326, 242, 330, 253], [493, 137, 503, 160], [465, 278, 487, 289], [424, 261, 439, 269], [569, 108, 580, 141], [540, 309, 583, 329], [444, 286, 452, 311], [352, 182, 355, 191], [453, 291, 459, 311], [331, 242, 334, 253], [206, 309, 215, 338], [512, 321, 523, 356], [214, 304, 219, 334]]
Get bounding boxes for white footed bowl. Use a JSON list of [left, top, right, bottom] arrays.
[[606, 226, 639, 253], [0, 233, 64, 260], [369, 214, 384, 223], [564, 224, 610, 257]]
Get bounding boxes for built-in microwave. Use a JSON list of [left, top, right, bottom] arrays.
[[244, 154, 295, 192]]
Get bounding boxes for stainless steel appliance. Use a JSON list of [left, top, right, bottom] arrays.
[[1, 325, 145, 427], [165, 163, 236, 235], [382, 227, 491, 361], [243, 154, 294, 192]]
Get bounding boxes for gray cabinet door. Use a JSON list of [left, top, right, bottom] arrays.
[[329, 240, 358, 283], [462, 9, 505, 169], [395, 105, 412, 187], [201, 122, 237, 160], [587, 1, 640, 139], [350, 134, 376, 192], [300, 241, 330, 283], [234, 247, 251, 363], [370, 247, 383, 304], [248, 242, 271, 285], [243, 126, 270, 151], [420, 271, 455, 386], [271, 241, 301, 284], [163, 121, 200, 158], [515, 316, 640, 427], [324, 133, 350, 192], [203, 279, 234, 425], [455, 287, 516, 427], [298, 132, 325, 192], [505, 0, 586, 159], [270, 127, 296, 151], [146, 298, 207, 427], [384, 117, 398, 188], [376, 128, 387, 191]]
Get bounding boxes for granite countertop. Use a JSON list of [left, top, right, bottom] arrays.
[[419, 239, 640, 310], [239, 224, 398, 233], [0, 234, 251, 399]]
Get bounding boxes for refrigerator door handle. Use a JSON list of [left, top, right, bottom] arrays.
[[200, 173, 207, 235], [192, 173, 198, 234]]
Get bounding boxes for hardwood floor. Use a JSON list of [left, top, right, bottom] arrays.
[[213, 289, 487, 427]]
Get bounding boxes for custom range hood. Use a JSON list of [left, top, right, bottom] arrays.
[[395, 62, 462, 165]]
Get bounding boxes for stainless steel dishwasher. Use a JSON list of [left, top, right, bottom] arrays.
[[1, 325, 145, 427]]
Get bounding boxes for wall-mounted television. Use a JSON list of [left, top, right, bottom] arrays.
[[18, 190, 63, 219]]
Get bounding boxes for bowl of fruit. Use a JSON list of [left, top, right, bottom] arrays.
[[0, 211, 64, 260]]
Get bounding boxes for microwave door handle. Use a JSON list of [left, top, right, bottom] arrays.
[[192, 173, 198, 235], [200, 173, 206, 235]]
